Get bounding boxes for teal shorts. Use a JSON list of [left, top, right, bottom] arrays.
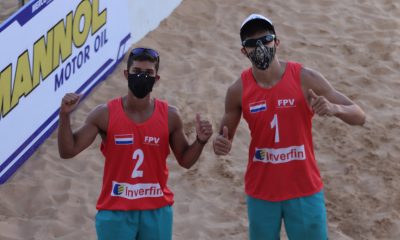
[[95, 205, 173, 240], [247, 190, 328, 240]]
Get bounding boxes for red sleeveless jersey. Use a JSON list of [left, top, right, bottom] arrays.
[[241, 62, 323, 201], [96, 97, 173, 210]]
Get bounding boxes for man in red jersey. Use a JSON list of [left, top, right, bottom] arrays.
[[58, 47, 213, 240], [213, 14, 365, 240]]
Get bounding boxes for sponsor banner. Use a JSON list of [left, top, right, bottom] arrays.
[[254, 145, 306, 164], [0, 0, 132, 183], [111, 181, 164, 200]]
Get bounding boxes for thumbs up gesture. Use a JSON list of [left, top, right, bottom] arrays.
[[213, 126, 232, 155], [308, 89, 338, 117], [195, 113, 213, 144]]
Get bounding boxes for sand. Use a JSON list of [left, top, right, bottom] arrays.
[[1, 0, 399, 239]]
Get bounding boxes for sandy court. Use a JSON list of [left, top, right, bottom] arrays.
[[1, 0, 400, 239], [0, 0, 19, 23]]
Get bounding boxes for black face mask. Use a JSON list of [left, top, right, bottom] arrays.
[[128, 72, 156, 99], [247, 40, 276, 70]]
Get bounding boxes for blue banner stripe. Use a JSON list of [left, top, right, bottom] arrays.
[[0, 121, 58, 183], [0, 0, 54, 33]]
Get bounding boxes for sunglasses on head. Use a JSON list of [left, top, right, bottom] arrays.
[[130, 48, 159, 60], [242, 34, 276, 48]]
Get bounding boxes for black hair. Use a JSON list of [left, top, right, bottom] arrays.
[[127, 51, 160, 72], [240, 19, 276, 42]]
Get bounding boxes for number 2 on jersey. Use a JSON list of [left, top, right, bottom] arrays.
[[131, 149, 144, 178], [270, 114, 280, 143]]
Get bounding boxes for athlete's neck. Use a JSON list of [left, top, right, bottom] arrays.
[[252, 59, 285, 89], [123, 94, 154, 115]]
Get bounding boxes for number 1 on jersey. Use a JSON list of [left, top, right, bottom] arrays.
[[131, 149, 144, 178], [270, 114, 280, 143]]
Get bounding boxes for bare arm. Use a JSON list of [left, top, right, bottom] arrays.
[[57, 93, 107, 158], [301, 67, 366, 125], [168, 107, 213, 169], [213, 79, 242, 155]]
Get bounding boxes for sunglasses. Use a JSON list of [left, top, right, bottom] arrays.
[[242, 34, 276, 48], [130, 48, 159, 61]]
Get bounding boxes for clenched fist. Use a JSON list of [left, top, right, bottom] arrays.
[[60, 93, 82, 115]]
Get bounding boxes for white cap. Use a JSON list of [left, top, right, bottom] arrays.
[[240, 13, 273, 29], [240, 14, 275, 41]]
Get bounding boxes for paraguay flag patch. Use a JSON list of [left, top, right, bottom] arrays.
[[249, 101, 267, 113], [114, 134, 134, 145]]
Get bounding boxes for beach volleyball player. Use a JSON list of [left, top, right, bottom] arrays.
[[58, 47, 213, 240], [213, 14, 365, 239]]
